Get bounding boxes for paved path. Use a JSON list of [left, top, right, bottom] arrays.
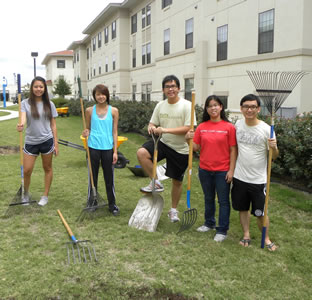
[[0, 102, 18, 121]]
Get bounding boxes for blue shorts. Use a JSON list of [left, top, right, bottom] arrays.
[[23, 138, 54, 156]]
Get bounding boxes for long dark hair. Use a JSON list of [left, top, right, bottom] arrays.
[[29, 76, 52, 120], [202, 95, 229, 122]]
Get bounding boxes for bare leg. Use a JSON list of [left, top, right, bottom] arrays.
[[41, 153, 53, 196], [23, 153, 37, 193], [239, 211, 251, 247], [137, 147, 153, 178], [257, 216, 277, 251], [171, 179, 183, 209]]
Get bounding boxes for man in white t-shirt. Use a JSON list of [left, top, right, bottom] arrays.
[[137, 75, 195, 222], [231, 94, 279, 251]]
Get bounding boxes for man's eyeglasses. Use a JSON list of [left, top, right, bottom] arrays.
[[242, 105, 258, 110], [164, 84, 178, 89]]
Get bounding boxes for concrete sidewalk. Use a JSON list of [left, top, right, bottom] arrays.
[[0, 102, 18, 121]]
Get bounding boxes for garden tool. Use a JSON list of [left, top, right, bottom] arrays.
[[247, 70, 308, 248], [177, 91, 197, 234], [57, 209, 97, 264], [76, 77, 106, 222], [128, 133, 164, 232]]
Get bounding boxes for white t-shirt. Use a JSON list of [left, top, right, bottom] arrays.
[[150, 97, 195, 155], [234, 119, 272, 184]]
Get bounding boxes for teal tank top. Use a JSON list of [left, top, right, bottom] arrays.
[[88, 105, 113, 150]]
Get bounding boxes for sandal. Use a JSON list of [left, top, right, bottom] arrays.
[[239, 238, 251, 247], [266, 242, 277, 252]]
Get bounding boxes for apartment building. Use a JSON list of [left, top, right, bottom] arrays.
[[68, 0, 312, 115], [41, 50, 74, 97]]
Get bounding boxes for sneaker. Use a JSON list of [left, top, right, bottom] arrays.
[[109, 205, 120, 216], [168, 209, 180, 223], [197, 225, 213, 232], [38, 196, 48, 206], [140, 180, 164, 193], [214, 233, 227, 242], [21, 193, 30, 206]]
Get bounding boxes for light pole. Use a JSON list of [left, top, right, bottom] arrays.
[[31, 52, 38, 77]]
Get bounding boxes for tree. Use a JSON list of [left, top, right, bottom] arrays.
[[53, 77, 72, 98]]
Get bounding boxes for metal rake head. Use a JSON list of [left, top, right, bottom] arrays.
[[177, 208, 198, 234], [247, 70, 308, 114], [65, 240, 98, 264]]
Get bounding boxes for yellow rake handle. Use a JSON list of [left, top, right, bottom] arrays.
[[57, 209, 77, 242]]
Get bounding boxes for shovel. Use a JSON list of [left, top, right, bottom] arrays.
[[177, 91, 197, 234], [57, 209, 97, 264], [76, 77, 106, 222], [128, 133, 164, 232]]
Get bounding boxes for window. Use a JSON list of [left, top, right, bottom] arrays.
[[104, 27, 109, 43], [90, 67, 92, 78], [105, 56, 108, 72], [218, 96, 228, 109], [184, 78, 194, 101], [162, 0, 172, 9], [112, 54, 116, 71], [92, 37, 96, 51], [57, 60, 65, 68], [93, 64, 96, 76], [185, 18, 193, 49], [76, 52, 79, 62], [132, 84, 136, 100], [164, 29, 170, 55], [112, 20, 116, 39], [258, 9, 274, 54], [132, 49, 136, 68], [142, 45, 146, 65], [142, 7, 146, 28], [142, 4, 151, 29], [98, 61, 102, 75], [142, 83, 152, 101], [146, 43, 151, 64], [112, 85, 116, 99], [87, 69, 89, 80], [131, 14, 137, 34], [98, 32, 102, 48], [87, 48, 89, 59], [217, 24, 228, 61]]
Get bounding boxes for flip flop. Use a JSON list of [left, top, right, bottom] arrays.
[[266, 242, 278, 252], [239, 238, 251, 247]]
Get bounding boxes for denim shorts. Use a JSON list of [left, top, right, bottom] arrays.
[[23, 138, 54, 156]]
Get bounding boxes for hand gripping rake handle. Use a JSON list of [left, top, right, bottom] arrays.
[[57, 209, 77, 243], [77, 78, 96, 193], [17, 74, 24, 194], [186, 91, 196, 209]]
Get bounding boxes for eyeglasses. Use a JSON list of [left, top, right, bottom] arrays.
[[164, 84, 178, 89], [242, 105, 258, 110], [208, 104, 220, 109]]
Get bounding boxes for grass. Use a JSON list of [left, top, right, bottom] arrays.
[[0, 110, 312, 299]]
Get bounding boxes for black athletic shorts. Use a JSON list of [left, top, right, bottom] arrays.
[[231, 177, 266, 217], [141, 139, 188, 181], [23, 138, 54, 156]]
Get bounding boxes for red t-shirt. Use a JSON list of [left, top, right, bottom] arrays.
[[193, 120, 237, 171]]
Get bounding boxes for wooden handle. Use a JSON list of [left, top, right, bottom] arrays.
[[187, 91, 196, 190], [17, 74, 23, 166], [57, 209, 74, 237]]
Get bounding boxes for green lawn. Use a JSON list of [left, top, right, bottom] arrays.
[[0, 115, 311, 299]]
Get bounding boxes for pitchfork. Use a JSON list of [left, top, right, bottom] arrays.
[[177, 91, 198, 234], [57, 209, 97, 264]]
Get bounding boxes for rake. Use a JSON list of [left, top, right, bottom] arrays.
[[177, 91, 198, 234], [57, 209, 97, 264], [5, 74, 39, 217], [76, 77, 106, 222], [247, 70, 308, 248]]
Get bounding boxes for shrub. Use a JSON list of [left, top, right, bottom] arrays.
[[52, 97, 69, 108]]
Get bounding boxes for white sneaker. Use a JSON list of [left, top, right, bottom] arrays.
[[214, 233, 227, 242], [168, 209, 180, 223], [197, 225, 213, 232], [21, 193, 30, 206], [140, 180, 164, 193], [38, 196, 48, 206]]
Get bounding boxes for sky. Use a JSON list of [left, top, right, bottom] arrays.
[[0, 0, 123, 87]]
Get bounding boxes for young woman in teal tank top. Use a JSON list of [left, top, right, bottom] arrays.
[[82, 84, 120, 216]]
